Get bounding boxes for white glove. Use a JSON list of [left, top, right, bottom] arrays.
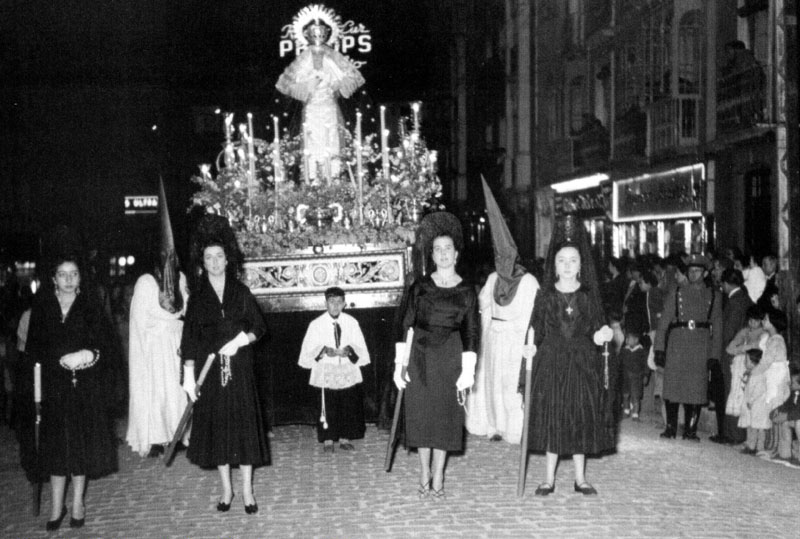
[[219, 331, 250, 356], [182, 365, 197, 402], [456, 351, 477, 391], [394, 342, 406, 364], [393, 362, 410, 390], [593, 325, 614, 346], [59, 350, 92, 370], [522, 344, 537, 361]]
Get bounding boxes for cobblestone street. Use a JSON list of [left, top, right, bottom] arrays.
[[1, 410, 798, 538]]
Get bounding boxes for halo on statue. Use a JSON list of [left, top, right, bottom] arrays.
[[292, 4, 341, 48]]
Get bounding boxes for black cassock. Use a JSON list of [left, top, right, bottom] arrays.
[[180, 277, 269, 468]]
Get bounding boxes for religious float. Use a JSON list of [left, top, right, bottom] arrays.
[[187, 5, 441, 424]]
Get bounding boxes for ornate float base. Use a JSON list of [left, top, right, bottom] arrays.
[[243, 243, 411, 312]]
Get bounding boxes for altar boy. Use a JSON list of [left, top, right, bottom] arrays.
[[298, 287, 370, 452]]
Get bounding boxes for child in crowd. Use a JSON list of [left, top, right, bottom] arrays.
[[738, 348, 765, 454], [619, 330, 648, 420], [771, 364, 800, 465], [725, 305, 768, 358], [760, 310, 790, 457], [608, 310, 625, 354], [298, 287, 370, 453]]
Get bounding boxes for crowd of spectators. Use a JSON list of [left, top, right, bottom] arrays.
[[599, 247, 799, 466]]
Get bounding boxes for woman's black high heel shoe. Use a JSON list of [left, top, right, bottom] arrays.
[[46, 507, 67, 531], [574, 481, 598, 495], [69, 516, 85, 528], [217, 493, 235, 512], [244, 502, 258, 515]]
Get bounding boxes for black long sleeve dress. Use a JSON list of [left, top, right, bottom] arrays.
[[401, 278, 479, 451], [180, 276, 269, 468], [526, 285, 615, 455], [24, 290, 118, 480]]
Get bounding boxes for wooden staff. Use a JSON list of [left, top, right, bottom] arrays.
[[164, 353, 217, 467], [32, 362, 42, 516], [384, 328, 414, 472], [517, 326, 535, 497]]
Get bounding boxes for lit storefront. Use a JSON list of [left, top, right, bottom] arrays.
[[550, 174, 612, 268], [611, 163, 711, 258]]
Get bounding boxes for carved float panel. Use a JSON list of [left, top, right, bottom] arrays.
[[244, 245, 411, 312]]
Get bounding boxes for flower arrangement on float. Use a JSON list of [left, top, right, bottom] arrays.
[[189, 108, 442, 257]]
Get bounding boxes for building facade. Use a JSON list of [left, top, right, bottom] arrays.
[[452, 0, 797, 353]]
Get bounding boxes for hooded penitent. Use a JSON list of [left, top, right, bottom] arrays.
[[157, 177, 182, 313], [481, 176, 527, 306]]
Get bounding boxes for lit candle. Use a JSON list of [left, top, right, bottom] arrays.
[[412, 102, 421, 132], [272, 115, 282, 183], [247, 113, 256, 193], [380, 105, 392, 222], [224, 113, 233, 142], [303, 150, 310, 183], [324, 154, 332, 185], [34, 362, 41, 403], [356, 111, 364, 225], [380, 105, 389, 180], [303, 123, 310, 183]]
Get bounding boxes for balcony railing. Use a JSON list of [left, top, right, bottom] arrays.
[[647, 95, 701, 156], [717, 65, 768, 132]]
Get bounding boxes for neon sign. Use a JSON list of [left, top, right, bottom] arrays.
[[278, 20, 372, 68]]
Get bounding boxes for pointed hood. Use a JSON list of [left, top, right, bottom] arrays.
[[482, 176, 526, 306], [157, 176, 182, 313]]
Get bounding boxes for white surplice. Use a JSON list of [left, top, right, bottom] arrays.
[[298, 311, 370, 389], [125, 273, 189, 456], [466, 272, 539, 444]]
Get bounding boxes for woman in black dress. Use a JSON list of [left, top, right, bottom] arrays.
[[26, 254, 118, 530], [394, 232, 479, 499], [180, 222, 268, 514], [523, 218, 615, 496]]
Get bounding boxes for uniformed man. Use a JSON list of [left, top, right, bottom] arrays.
[[654, 253, 722, 440]]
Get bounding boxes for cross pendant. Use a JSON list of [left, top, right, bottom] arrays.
[[566, 306, 573, 315]]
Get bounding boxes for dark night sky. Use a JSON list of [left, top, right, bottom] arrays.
[[1, 0, 448, 262]]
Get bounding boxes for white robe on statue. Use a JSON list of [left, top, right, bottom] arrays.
[[126, 272, 189, 456], [466, 272, 538, 444]]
